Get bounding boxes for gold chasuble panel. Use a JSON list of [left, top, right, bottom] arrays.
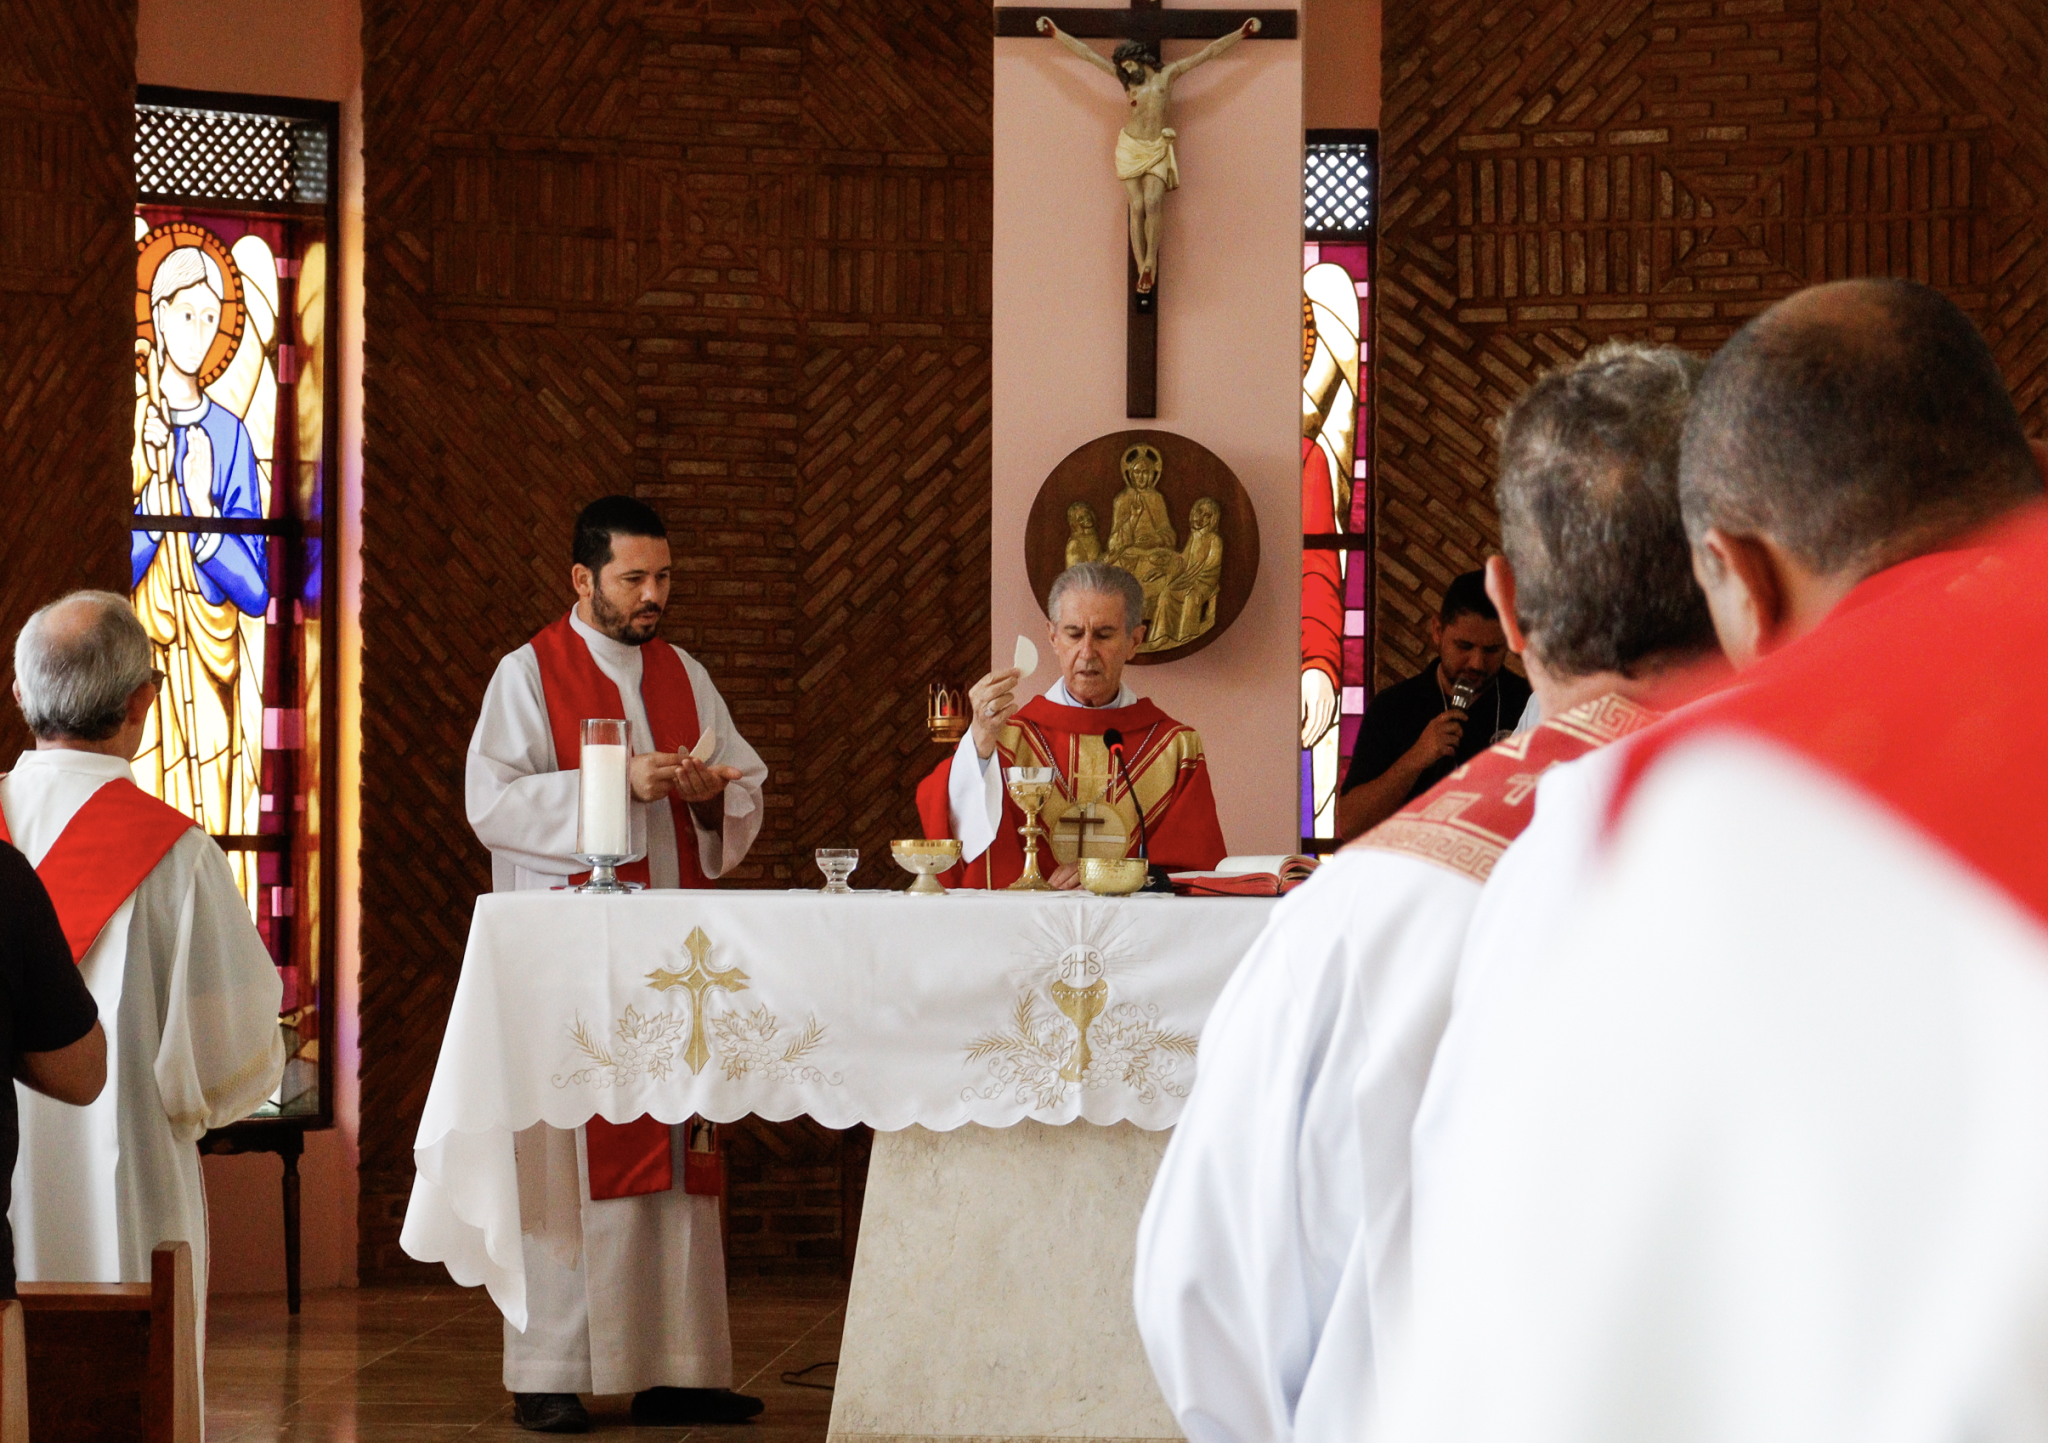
[[1000, 721, 1204, 866]]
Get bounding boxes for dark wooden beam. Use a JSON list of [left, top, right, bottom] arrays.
[[993, 9, 1297, 40], [1128, 251, 1157, 418]]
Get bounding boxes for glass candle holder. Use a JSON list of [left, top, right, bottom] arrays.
[[576, 718, 634, 893]]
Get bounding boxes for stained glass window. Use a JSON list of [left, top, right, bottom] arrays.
[[132, 89, 337, 1121], [1300, 131, 1376, 850]]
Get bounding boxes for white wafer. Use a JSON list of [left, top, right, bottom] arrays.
[[1013, 634, 1039, 680], [689, 730, 717, 764]]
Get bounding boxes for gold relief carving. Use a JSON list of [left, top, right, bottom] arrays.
[[1064, 502, 1103, 568], [555, 926, 838, 1090], [1025, 429, 1260, 666], [963, 911, 1198, 1109]]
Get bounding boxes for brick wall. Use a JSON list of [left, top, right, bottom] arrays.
[[358, 0, 991, 1281], [0, 0, 136, 758], [1376, 0, 2048, 684]]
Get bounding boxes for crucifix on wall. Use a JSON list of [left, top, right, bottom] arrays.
[[995, 1, 1297, 417]]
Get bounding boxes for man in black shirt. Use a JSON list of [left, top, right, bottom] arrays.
[[0, 842, 105, 1297], [1336, 571, 1532, 840]]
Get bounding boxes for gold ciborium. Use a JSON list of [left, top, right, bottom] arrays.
[[1078, 857, 1148, 895], [1005, 767, 1058, 892], [891, 838, 963, 896]]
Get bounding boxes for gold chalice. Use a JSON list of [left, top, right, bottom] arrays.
[[1004, 767, 1058, 892], [891, 838, 963, 896]]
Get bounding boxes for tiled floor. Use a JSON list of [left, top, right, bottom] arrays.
[[206, 1276, 850, 1441]]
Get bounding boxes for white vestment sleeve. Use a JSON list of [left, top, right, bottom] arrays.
[[947, 731, 1002, 861], [467, 648, 649, 877], [152, 831, 286, 1141], [678, 648, 766, 879], [1135, 851, 1476, 1443]]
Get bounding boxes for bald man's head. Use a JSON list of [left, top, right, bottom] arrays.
[[1679, 278, 2041, 579]]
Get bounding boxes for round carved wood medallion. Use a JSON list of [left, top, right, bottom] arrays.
[[1024, 429, 1261, 666]]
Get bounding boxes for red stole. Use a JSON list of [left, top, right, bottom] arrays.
[[529, 612, 708, 891], [1609, 505, 2048, 930], [0, 776, 193, 963], [914, 694, 1227, 889], [1356, 693, 1663, 885], [527, 612, 715, 1199]]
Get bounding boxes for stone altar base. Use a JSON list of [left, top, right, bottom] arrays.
[[828, 1121, 1181, 1443]]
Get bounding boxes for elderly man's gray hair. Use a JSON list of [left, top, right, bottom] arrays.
[[1494, 341, 1717, 679], [14, 591, 155, 742], [1047, 562, 1146, 633]]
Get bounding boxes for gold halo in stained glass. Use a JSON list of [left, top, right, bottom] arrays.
[[134, 221, 247, 389]]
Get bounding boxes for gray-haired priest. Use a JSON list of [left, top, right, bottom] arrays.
[[3, 592, 285, 1371], [465, 495, 767, 1435], [915, 561, 1228, 888]]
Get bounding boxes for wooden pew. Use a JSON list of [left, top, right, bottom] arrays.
[[15, 1241, 199, 1442]]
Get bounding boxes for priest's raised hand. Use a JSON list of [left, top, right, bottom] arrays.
[[967, 665, 1024, 759]]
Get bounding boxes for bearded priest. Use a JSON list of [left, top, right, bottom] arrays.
[[916, 562, 1226, 889], [465, 495, 767, 1435]]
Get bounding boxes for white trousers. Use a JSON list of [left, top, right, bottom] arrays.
[[502, 1124, 734, 1395]]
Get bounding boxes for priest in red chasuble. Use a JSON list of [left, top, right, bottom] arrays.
[[916, 561, 1226, 889], [465, 496, 767, 1434], [3, 592, 283, 1383]]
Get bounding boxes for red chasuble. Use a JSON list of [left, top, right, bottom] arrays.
[[1610, 505, 2048, 930], [0, 777, 193, 963], [1355, 693, 1663, 885], [528, 612, 716, 1199], [915, 695, 1227, 889]]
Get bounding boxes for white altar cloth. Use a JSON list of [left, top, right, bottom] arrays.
[[401, 889, 1276, 1328]]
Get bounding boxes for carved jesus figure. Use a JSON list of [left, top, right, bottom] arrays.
[[1037, 14, 1261, 293]]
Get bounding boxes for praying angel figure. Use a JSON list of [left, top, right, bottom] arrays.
[[1037, 14, 1261, 293]]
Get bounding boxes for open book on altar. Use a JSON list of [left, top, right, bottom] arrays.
[[1168, 854, 1320, 897]]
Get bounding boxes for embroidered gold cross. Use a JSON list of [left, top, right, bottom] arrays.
[[646, 926, 751, 1076]]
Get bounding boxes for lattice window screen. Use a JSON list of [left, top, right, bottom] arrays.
[[1304, 135, 1375, 241], [137, 104, 329, 204]]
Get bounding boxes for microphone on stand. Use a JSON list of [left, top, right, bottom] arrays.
[[1102, 727, 1175, 894]]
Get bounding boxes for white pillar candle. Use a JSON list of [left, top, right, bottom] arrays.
[[578, 743, 632, 857]]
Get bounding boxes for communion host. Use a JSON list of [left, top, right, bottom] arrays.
[[916, 560, 1227, 888]]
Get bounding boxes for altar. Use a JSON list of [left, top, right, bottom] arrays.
[[400, 888, 1277, 1440]]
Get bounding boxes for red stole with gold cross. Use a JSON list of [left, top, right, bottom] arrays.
[[0, 776, 193, 963], [1357, 694, 1663, 885], [528, 612, 717, 1201]]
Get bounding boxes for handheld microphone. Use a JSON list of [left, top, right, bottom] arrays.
[[1102, 727, 1174, 894]]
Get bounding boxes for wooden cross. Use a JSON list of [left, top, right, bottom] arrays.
[[646, 926, 751, 1077], [994, 0, 1297, 417]]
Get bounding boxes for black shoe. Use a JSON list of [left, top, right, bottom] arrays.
[[513, 1393, 592, 1433], [630, 1387, 765, 1425]]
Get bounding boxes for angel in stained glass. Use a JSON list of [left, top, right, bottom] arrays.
[[131, 222, 275, 841]]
